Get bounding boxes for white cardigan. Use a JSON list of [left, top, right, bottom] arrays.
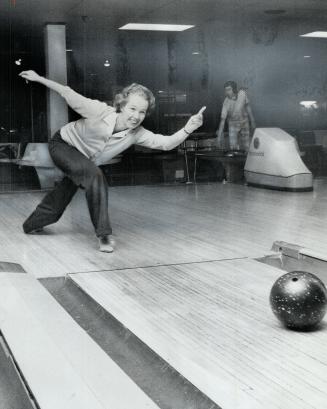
[[59, 87, 189, 165]]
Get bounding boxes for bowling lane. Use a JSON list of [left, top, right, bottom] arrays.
[[2, 180, 327, 278], [70, 258, 327, 409]]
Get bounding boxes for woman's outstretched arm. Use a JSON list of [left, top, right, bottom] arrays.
[[19, 70, 67, 94], [19, 70, 110, 118], [134, 106, 206, 151]]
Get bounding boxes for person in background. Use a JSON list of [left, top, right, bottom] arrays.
[[216, 81, 256, 152], [19, 70, 205, 253]]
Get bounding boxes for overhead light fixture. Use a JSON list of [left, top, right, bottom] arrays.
[[192, 52, 200, 55], [300, 101, 317, 108], [264, 9, 286, 15], [303, 55, 311, 58], [119, 23, 194, 32], [66, 49, 73, 52], [300, 31, 327, 38], [104, 60, 110, 67]]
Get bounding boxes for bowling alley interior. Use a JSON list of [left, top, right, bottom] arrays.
[[1, 1, 327, 408]]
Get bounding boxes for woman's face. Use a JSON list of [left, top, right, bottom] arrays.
[[120, 94, 149, 129]]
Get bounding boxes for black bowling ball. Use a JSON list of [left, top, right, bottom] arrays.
[[270, 271, 327, 330]]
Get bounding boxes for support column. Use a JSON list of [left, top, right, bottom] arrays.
[[44, 24, 68, 139]]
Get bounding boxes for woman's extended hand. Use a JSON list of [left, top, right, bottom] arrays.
[[184, 106, 206, 134], [19, 70, 41, 83]]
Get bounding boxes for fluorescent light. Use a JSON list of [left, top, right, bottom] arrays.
[[300, 101, 317, 108], [303, 55, 311, 58], [119, 23, 194, 32], [300, 31, 327, 38], [264, 9, 286, 15], [192, 52, 200, 55]]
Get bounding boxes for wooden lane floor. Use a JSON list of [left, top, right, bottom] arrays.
[[70, 258, 327, 409], [1, 179, 327, 278]]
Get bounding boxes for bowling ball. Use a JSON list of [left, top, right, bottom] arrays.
[[269, 271, 327, 330]]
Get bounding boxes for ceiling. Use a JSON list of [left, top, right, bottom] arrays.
[[2, 0, 327, 31]]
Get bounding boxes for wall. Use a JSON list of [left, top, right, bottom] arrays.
[[0, 16, 47, 142], [64, 14, 327, 132], [3, 13, 327, 140]]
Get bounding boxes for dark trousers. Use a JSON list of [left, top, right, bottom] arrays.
[[23, 132, 112, 237]]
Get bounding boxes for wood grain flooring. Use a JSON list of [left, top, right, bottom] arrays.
[[0, 180, 327, 277], [71, 258, 327, 409], [0, 272, 160, 409]]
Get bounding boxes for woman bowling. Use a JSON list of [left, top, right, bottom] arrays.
[[19, 70, 205, 252]]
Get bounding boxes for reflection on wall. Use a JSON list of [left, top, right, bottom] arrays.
[[116, 33, 131, 87], [3, 12, 327, 138], [62, 15, 327, 131], [0, 32, 46, 142], [196, 29, 209, 90], [167, 33, 178, 86], [2, 7, 327, 191]]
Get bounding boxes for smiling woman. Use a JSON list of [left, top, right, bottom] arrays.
[[114, 83, 156, 116], [113, 84, 154, 134], [18, 70, 205, 253]]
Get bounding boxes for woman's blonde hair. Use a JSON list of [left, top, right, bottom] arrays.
[[114, 83, 156, 115]]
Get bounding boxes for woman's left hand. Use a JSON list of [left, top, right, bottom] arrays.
[[184, 106, 206, 134]]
